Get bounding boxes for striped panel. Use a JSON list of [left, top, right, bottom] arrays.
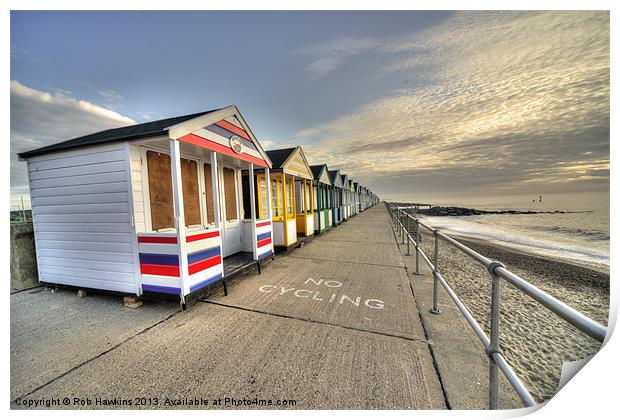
[[187, 230, 219, 242], [138, 233, 181, 278], [180, 133, 268, 168], [207, 124, 257, 151], [186, 258, 223, 294], [188, 246, 221, 264], [257, 232, 271, 241], [285, 162, 312, 178], [194, 127, 264, 161], [138, 235, 177, 244], [189, 272, 223, 294], [257, 237, 272, 248], [255, 218, 273, 260], [142, 284, 181, 294], [258, 249, 273, 260], [184, 229, 223, 292], [138, 242, 179, 255], [139, 253, 179, 266], [138, 232, 181, 296], [215, 119, 251, 140], [188, 255, 221, 275], [140, 264, 180, 276], [185, 233, 221, 254], [141, 274, 182, 295]]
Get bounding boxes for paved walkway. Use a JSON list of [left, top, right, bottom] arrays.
[[11, 205, 447, 409]]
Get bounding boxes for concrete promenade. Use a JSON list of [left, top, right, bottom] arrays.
[[11, 205, 451, 409]]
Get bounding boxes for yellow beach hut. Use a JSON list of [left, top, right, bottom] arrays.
[[265, 147, 314, 249]]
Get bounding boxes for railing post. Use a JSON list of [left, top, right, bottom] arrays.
[[414, 218, 421, 275], [406, 213, 411, 256], [487, 261, 504, 410], [430, 229, 441, 314], [401, 212, 405, 244]]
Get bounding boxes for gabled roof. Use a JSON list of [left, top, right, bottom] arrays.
[[266, 146, 312, 179], [18, 106, 273, 168], [265, 147, 297, 169], [310, 164, 332, 185], [18, 110, 219, 159], [328, 170, 343, 188]]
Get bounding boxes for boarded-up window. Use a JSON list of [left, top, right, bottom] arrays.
[[181, 158, 201, 226], [147, 151, 174, 231], [203, 163, 215, 224], [223, 167, 238, 221]]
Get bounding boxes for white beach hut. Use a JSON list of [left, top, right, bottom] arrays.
[[18, 106, 273, 307]]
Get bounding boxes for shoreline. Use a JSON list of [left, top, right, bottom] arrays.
[[416, 228, 609, 402], [416, 213, 609, 275], [451, 233, 610, 276]]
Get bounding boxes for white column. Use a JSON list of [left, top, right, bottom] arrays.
[[266, 167, 272, 219], [170, 138, 189, 303], [265, 166, 273, 255], [210, 152, 221, 229], [249, 163, 257, 260]]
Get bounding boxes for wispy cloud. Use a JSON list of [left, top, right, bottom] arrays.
[[295, 36, 381, 79], [98, 89, 124, 103], [10, 81, 135, 203], [295, 11, 609, 199]]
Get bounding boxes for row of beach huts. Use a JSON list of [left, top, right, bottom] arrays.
[[18, 106, 379, 306]]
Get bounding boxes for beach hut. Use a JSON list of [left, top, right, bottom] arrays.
[[310, 164, 333, 234], [361, 186, 368, 211], [264, 147, 314, 249], [328, 170, 344, 226], [340, 174, 350, 220], [18, 106, 274, 307], [346, 179, 356, 217], [351, 182, 360, 214]]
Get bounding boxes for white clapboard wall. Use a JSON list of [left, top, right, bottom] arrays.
[[27, 142, 139, 294]]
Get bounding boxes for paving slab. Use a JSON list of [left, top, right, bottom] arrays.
[[10, 287, 179, 401], [18, 304, 446, 410], [320, 224, 396, 244], [290, 237, 405, 268], [208, 256, 425, 340]]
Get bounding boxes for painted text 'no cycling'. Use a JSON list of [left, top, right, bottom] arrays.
[[258, 277, 385, 309]]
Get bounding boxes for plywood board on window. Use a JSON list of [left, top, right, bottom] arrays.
[[146, 151, 174, 231], [223, 167, 237, 221], [181, 158, 201, 226], [204, 163, 215, 224]]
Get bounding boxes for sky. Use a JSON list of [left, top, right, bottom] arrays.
[[10, 11, 610, 207]]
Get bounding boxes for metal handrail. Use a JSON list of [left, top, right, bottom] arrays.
[[385, 202, 607, 409]]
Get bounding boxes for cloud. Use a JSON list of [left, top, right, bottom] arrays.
[[98, 89, 124, 103], [295, 36, 381, 79], [10, 81, 135, 206], [295, 11, 609, 199]]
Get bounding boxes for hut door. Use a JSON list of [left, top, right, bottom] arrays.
[[219, 165, 242, 257]]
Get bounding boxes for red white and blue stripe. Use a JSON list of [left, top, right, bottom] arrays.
[[255, 219, 273, 260], [137, 229, 224, 296], [138, 233, 182, 295], [185, 229, 223, 295], [179, 119, 268, 168]]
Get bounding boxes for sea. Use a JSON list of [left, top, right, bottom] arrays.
[[410, 191, 609, 271]]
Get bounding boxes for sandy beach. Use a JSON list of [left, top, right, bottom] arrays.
[[416, 227, 609, 402]]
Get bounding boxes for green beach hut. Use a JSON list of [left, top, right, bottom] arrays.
[[311, 164, 333, 234]]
